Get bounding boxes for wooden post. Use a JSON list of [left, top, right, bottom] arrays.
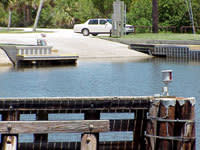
[[146, 100, 160, 150], [1, 110, 19, 150], [133, 110, 146, 150], [3, 136, 17, 150], [34, 111, 48, 143], [81, 134, 97, 150], [82, 110, 100, 150], [176, 99, 195, 150], [157, 100, 176, 149], [146, 98, 195, 150]]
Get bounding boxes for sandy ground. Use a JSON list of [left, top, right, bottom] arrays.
[[0, 29, 149, 59], [0, 49, 12, 65]]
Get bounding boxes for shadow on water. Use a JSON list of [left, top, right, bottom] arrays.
[[125, 57, 200, 66], [1, 56, 200, 72], [15, 61, 78, 71], [79, 57, 200, 65]]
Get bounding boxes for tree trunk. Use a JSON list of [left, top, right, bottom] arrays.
[[8, 8, 12, 30], [152, 0, 159, 33], [33, 0, 44, 32]]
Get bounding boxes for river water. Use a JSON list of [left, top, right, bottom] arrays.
[[0, 57, 199, 146]]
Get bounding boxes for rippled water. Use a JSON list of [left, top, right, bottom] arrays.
[[0, 57, 199, 146]]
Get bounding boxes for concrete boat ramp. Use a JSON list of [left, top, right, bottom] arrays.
[[0, 29, 149, 66]]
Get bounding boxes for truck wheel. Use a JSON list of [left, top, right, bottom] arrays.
[[82, 29, 89, 36]]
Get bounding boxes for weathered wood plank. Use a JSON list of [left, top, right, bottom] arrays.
[[0, 96, 152, 111], [0, 120, 109, 134]]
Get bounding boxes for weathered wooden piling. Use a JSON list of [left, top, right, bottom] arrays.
[[1, 110, 19, 150], [145, 97, 195, 150]]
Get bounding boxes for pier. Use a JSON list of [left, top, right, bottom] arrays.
[[0, 45, 79, 66], [0, 96, 195, 150]]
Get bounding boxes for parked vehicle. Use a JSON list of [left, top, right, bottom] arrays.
[[73, 18, 134, 36], [73, 19, 112, 36], [106, 19, 134, 34]]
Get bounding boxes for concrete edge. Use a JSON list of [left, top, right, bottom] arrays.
[[99, 37, 200, 45]]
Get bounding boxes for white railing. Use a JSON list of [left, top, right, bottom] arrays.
[[16, 46, 53, 56]]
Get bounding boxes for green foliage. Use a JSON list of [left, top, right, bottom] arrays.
[[52, 0, 78, 28], [159, 0, 188, 28], [74, 0, 100, 23], [127, 0, 152, 32], [39, 3, 54, 28], [0, 0, 199, 32], [192, 0, 200, 26], [0, 3, 6, 26]]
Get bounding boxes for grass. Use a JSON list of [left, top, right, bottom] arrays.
[[0, 28, 53, 34], [0, 29, 24, 33], [122, 33, 200, 41]]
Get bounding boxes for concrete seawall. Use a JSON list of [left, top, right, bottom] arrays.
[[0, 48, 12, 66]]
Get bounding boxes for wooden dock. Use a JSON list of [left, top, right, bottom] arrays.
[[0, 96, 195, 150]]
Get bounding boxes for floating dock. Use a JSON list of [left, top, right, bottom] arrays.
[[0, 45, 79, 66], [129, 44, 200, 60], [0, 96, 195, 150]]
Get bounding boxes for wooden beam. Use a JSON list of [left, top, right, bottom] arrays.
[[0, 120, 109, 134]]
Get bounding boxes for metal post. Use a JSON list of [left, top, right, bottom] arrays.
[[162, 70, 173, 96], [185, 0, 196, 34]]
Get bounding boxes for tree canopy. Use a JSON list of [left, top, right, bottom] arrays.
[[0, 0, 199, 32]]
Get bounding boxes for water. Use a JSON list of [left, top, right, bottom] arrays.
[[1, 57, 200, 98], [0, 57, 199, 146]]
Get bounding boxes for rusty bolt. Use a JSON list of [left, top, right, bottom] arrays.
[[7, 124, 12, 133], [9, 105, 13, 110], [90, 103, 94, 108]]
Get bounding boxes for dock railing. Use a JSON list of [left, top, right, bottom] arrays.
[[16, 46, 53, 56], [0, 96, 195, 150]]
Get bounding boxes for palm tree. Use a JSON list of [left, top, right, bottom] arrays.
[[0, 0, 16, 30], [33, 0, 44, 31]]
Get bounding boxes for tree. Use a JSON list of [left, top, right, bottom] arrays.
[[74, 0, 100, 23], [0, 0, 17, 30], [33, 0, 44, 31], [152, 0, 158, 33], [52, 0, 78, 28], [127, 0, 152, 32]]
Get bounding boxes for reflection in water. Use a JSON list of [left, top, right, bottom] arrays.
[[0, 65, 13, 73]]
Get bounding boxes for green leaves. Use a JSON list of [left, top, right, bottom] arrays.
[[0, 0, 199, 30]]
